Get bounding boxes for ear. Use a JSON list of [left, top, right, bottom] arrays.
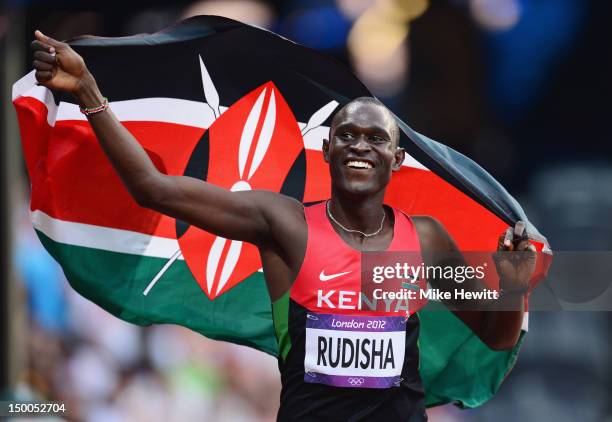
[[322, 138, 330, 163], [392, 147, 405, 171]]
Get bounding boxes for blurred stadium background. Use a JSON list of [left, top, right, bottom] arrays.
[[1, 0, 611, 420]]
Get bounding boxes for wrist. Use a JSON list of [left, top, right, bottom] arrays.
[[74, 72, 103, 108]]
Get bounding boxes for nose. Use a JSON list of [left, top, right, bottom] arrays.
[[349, 135, 371, 153]]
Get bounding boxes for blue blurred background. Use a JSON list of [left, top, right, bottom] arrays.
[[1, 0, 611, 420]]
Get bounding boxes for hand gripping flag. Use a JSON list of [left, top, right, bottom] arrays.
[[13, 16, 551, 408]]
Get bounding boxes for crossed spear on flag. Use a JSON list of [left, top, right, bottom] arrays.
[[143, 55, 339, 296]]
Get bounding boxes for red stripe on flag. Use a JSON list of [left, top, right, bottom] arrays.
[[304, 149, 331, 201], [302, 144, 507, 251], [15, 94, 548, 296], [385, 167, 507, 251], [15, 96, 204, 238], [15, 96, 511, 251]]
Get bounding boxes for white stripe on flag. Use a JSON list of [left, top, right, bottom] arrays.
[[13, 73, 428, 170], [31, 209, 183, 260], [12, 71, 59, 127], [57, 98, 224, 129]]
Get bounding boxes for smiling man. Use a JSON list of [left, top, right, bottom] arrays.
[[31, 30, 536, 421]]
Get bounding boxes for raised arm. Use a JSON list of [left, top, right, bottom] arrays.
[[31, 30, 297, 245]]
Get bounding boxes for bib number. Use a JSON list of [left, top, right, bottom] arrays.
[[304, 313, 406, 388]]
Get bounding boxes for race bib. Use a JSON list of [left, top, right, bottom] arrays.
[[304, 313, 406, 388]]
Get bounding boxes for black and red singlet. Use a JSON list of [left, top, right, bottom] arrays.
[[273, 202, 428, 421]]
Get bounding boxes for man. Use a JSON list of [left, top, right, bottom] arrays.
[[31, 30, 536, 421]]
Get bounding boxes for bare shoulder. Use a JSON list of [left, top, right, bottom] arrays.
[[411, 215, 454, 252]]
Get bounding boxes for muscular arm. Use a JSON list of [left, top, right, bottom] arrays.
[[75, 77, 279, 243], [31, 31, 302, 247], [413, 216, 527, 351]]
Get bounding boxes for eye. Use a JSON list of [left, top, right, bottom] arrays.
[[340, 132, 354, 140], [370, 135, 388, 144]]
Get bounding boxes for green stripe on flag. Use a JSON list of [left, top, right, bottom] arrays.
[[36, 229, 278, 355], [418, 300, 524, 408], [272, 290, 292, 362]]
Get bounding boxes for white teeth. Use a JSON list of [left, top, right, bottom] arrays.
[[346, 160, 373, 169]]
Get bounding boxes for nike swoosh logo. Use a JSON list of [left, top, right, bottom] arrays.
[[319, 270, 352, 282]]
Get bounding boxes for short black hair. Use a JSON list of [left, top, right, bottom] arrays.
[[330, 97, 400, 147]]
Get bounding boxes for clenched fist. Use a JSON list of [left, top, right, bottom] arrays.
[[31, 30, 89, 94], [493, 221, 537, 295]]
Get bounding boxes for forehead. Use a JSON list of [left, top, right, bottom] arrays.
[[333, 102, 393, 133]]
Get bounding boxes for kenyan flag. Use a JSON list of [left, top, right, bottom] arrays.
[[13, 16, 551, 408]]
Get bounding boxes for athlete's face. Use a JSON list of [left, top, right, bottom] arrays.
[[323, 102, 405, 197]]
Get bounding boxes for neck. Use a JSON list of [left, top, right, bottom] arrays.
[[328, 188, 387, 234]]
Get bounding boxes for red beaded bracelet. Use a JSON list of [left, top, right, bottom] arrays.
[[79, 97, 109, 116]]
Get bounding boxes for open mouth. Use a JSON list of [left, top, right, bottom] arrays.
[[344, 159, 374, 170]]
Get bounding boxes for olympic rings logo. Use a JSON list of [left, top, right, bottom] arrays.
[[347, 377, 365, 386]]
